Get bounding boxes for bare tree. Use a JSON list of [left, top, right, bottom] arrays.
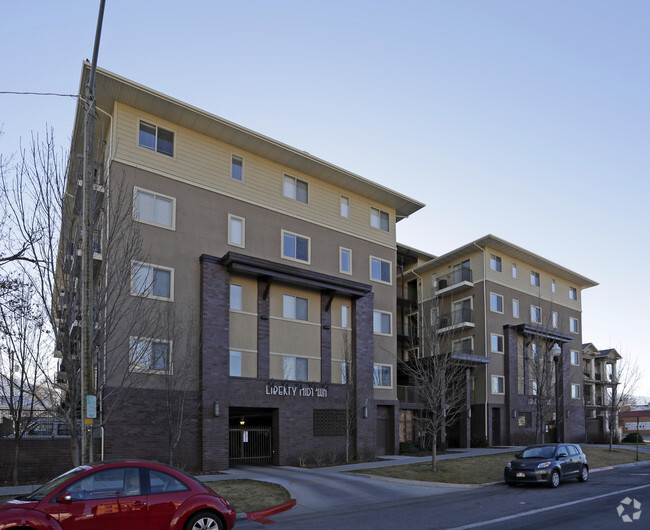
[[1, 129, 159, 465], [605, 356, 641, 451], [0, 273, 51, 484], [399, 297, 471, 472]]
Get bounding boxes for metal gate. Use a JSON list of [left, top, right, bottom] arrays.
[[229, 426, 272, 465]]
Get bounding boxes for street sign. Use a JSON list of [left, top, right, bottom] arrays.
[[86, 395, 97, 419]]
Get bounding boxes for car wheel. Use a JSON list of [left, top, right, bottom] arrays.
[[185, 511, 224, 530], [549, 470, 560, 488], [578, 465, 589, 482]]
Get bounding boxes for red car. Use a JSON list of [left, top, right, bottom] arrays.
[[0, 460, 236, 529]]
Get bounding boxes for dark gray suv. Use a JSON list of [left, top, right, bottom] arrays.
[[504, 443, 589, 488]]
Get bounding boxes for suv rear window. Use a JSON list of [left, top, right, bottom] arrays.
[[567, 445, 579, 456]]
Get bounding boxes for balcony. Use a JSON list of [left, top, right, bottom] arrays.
[[397, 385, 422, 404], [436, 267, 473, 295], [437, 308, 474, 333]]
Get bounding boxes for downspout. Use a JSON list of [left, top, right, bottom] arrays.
[[473, 242, 489, 440]]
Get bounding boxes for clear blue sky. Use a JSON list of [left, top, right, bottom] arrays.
[[1, 1, 648, 397]]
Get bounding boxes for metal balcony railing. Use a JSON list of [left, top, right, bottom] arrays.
[[437, 308, 473, 330], [437, 267, 473, 291]]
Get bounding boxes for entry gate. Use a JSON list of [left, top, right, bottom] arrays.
[[229, 426, 272, 464]]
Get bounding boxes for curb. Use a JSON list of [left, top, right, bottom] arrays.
[[242, 498, 297, 523]]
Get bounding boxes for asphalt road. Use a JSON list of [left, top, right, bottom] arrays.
[[236, 461, 650, 529]]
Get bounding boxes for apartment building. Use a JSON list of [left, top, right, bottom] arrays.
[[397, 235, 597, 447], [582, 343, 621, 442], [58, 63, 424, 471]]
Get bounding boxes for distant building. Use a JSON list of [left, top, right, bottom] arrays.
[[620, 407, 650, 442], [397, 235, 597, 447]]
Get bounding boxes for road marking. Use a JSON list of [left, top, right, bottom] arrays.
[[452, 484, 650, 529]]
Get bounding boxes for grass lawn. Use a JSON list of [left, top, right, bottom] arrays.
[[203, 479, 291, 513], [349, 446, 650, 484]]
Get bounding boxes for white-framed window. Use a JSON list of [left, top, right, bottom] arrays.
[[228, 214, 245, 247], [340, 195, 350, 217], [230, 283, 242, 311], [490, 254, 502, 272], [569, 286, 578, 300], [531, 305, 542, 324], [491, 375, 505, 395], [283, 356, 308, 381], [512, 299, 519, 318], [282, 230, 310, 263], [571, 384, 580, 399], [552, 311, 558, 328], [491, 333, 504, 353], [230, 350, 242, 377], [552, 279, 556, 293], [231, 154, 243, 181], [283, 174, 308, 203], [373, 364, 392, 388], [570, 317, 579, 333], [373, 310, 392, 335], [132, 262, 173, 301], [283, 294, 308, 321], [130, 337, 171, 373], [531, 271, 540, 287], [531, 380, 538, 396], [134, 187, 175, 229], [340, 247, 352, 274], [139, 120, 174, 157], [571, 350, 580, 365], [370, 207, 389, 232], [490, 292, 503, 313], [512, 263, 518, 278], [341, 305, 349, 328], [370, 256, 391, 284]]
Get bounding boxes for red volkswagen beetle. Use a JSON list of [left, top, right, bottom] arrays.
[[0, 460, 236, 529]]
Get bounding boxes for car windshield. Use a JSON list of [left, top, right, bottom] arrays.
[[19, 466, 90, 501], [520, 446, 555, 459]]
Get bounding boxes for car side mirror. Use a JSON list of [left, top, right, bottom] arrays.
[[557, 452, 567, 458], [514, 452, 522, 458], [58, 492, 73, 504]]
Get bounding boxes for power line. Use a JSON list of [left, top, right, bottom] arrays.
[[0, 91, 78, 98]]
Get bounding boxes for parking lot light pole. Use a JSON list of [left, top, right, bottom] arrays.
[[551, 343, 562, 443]]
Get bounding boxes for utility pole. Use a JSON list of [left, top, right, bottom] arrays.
[[81, 0, 106, 465]]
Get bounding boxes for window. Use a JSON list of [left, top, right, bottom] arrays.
[[132, 262, 173, 300], [512, 263, 518, 278], [134, 188, 175, 229], [490, 254, 502, 272], [283, 175, 308, 203], [341, 305, 349, 328], [370, 256, 391, 284], [341, 362, 348, 384], [531, 305, 541, 323], [571, 384, 580, 399], [340, 196, 350, 217], [531, 380, 538, 395], [283, 294, 308, 321], [570, 317, 579, 333], [139, 120, 174, 156], [283, 356, 308, 381], [370, 207, 389, 232], [531, 343, 538, 358], [552, 311, 558, 328], [552, 279, 556, 293], [491, 334, 504, 353], [531, 271, 540, 287], [230, 283, 242, 311], [569, 287, 578, 300], [490, 293, 503, 313], [282, 230, 310, 263], [131, 338, 170, 373], [68, 467, 143, 500], [231, 155, 243, 181], [373, 364, 392, 388], [513, 299, 519, 318], [517, 412, 531, 428], [373, 310, 392, 335], [491, 375, 504, 394], [230, 350, 242, 377], [149, 469, 189, 494], [571, 350, 580, 365], [340, 247, 352, 274], [228, 214, 245, 247]]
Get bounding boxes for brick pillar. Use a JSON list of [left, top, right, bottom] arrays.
[[503, 325, 519, 445], [257, 279, 270, 380], [199, 255, 230, 471], [460, 367, 471, 448], [352, 292, 375, 459], [320, 292, 332, 384]]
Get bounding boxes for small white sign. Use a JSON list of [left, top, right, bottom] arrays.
[[625, 422, 650, 431]]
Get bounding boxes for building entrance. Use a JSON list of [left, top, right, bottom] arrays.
[[229, 407, 274, 465]]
